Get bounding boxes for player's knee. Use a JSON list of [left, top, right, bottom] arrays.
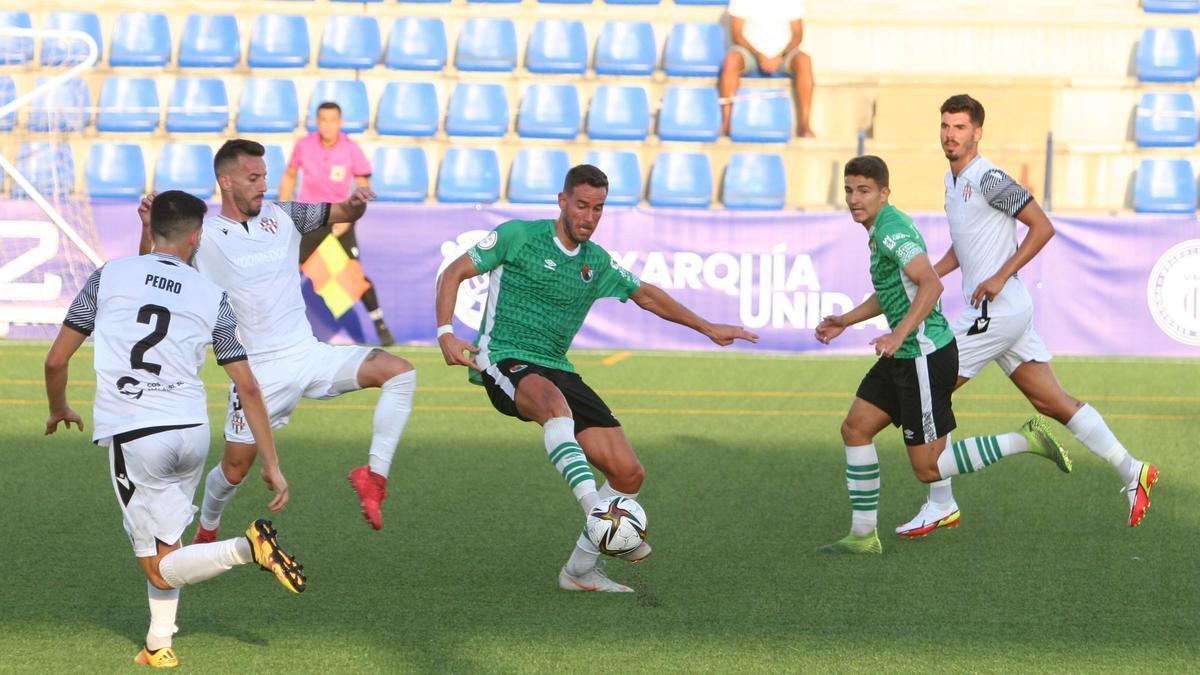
[[386, 355, 414, 377], [840, 418, 869, 446], [914, 465, 943, 484], [722, 50, 744, 73], [610, 460, 645, 493], [144, 569, 174, 591], [794, 50, 812, 70], [221, 453, 252, 483]]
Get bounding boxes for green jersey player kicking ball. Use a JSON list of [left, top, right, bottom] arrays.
[[814, 156, 1071, 554], [435, 164, 758, 592]]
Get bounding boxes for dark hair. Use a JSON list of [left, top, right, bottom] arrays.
[[213, 139, 265, 176], [940, 94, 985, 127], [316, 101, 341, 115], [563, 164, 608, 194], [151, 190, 207, 242], [844, 155, 889, 188]]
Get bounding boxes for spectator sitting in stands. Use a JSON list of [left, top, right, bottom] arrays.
[[719, 0, 815, 138]]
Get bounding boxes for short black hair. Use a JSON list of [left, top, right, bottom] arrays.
[[213, 139, 265, 176], [151, 190, 207, 242], [941, 94, 985, 127], [563, 164, 608, 194], [844, 155, 890, 188], [317, 101, 341, 115]]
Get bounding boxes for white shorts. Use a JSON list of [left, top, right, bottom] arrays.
[[953, 308, 1053, 378], [102, 423, 210, 557], [224, 342, 373, 444]]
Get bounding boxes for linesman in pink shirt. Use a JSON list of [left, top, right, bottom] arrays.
[[281, 101, 395, 345]]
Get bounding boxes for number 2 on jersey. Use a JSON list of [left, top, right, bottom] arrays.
[[131, 304, 171, 375]]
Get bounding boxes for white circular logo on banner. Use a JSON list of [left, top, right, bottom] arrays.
[[438, 230, 492, 330], [1146, 239, 1200, 346]]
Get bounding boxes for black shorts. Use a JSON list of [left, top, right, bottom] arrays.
[[856, 340, 958, 446], [480, 359, 620, 435], [299, 225, 360, 265]]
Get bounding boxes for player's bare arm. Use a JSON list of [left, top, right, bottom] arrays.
[[815, 294, 882, 344], [278, 166, 298, 202], [328, 186, 376, 224], [873, 254, 943, 357], [137, 192, 156, 256], [434, 254, 482, 370], [629, 282, 759, 346], [971, 199, 1055, 307], [43, 326, 87, 435], [223, 360, 289, 513], [933, 246, 960, 278]]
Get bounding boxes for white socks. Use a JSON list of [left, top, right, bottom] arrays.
[[199, 465, 239, 530], [543, 417, 598, 512], [158, 538, 253, 588], [845, 444, 880, 537], [937, 432, 1026, 478], [368, 370, 416, 478], [928, 478, 954, 505], [146, 583, 179, 651], [1067, 403, 1138, 484], [566, 482, 636, 575]]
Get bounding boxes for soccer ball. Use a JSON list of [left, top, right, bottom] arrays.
[[586, 496, 648, 556]]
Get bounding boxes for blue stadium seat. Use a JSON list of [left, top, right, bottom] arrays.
[[385, 17, 446, 70], [437, 147, 501, 203], [469, 0, 521, 3], [446, 82, 509, 137], [649, 152, 712, 208], [42, 12, 103, 66], [166, 78, 229, 133], [730, 88, 793, 143], [319, 15, 381, 69], [263, 144, 286, 200], [605, 0, 660, 4], [0, 12, 33, 65], [249, 15, 310, 68], [372, 147, 429, 202], [1137, 28, 1198, 82], [0, 76, 16, 131], [179, 14, 240, 68], [658, 87, 721, 142], [526, 20, 587, 74], [155, 144, 215, 199], [11, 142, 74, 199], [594, 21, 656, 76], [675, 0, 728, 4], [1134, 159, 1197, 213], [236, 78, 299, 133], [1143, 0, 1200, 12], [508, 148, 570, 204], [27, 77, 90, 132], [455, 18, 517, 72], [538, 0, 590, 3], [376, 81, 438, 136], [663, 23, 724, 76], [584, 150, 641, 206], [110, 12, 171, 67], [97, 77, 160, 132], [1136, 92, 1198, 147], [87, 144, 146, 199], [306, 80, 370, 133], [587, 85, 650, 140], [518, 83, 581, 139], [723, 152, 786, 209]]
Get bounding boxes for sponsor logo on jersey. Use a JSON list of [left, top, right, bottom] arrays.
[[882, 233, 908, 250], [476, 231, 498, 250], [1147, 239, 1200, 346], [544, 259, 557, 271], [509, 364, 528, 374], [580, 264, 593, 283], [259, 217, 278, 234], [116, 376, 143, 400]]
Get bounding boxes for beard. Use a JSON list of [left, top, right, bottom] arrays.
[[238, 194, 263, 218]]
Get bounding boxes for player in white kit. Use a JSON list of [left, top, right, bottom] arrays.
[[45, 191, 306, 669], [894, 95, 1159, 538], [138, 140, 416, 538]]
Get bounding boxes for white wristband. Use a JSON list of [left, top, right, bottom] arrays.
[[437, 324, 454, 338]]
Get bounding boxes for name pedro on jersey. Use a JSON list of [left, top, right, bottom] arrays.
[[145, 274, 183, 294]]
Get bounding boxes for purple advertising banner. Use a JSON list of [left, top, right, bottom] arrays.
[[2, 199, 1197, 358]]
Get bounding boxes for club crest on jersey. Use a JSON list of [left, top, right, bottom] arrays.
[[231, 410, 247, 434], [116, 376, 143, 400], [509, 364, 528, 374], [259, 217, 278, 234], [962, 184, 973, 202], [580, 264, 594, 283]]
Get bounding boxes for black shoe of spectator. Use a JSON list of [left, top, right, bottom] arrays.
[[375, 320, 395, 347]]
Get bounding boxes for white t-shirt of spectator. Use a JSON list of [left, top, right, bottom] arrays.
[[729, 0, 807, 58]]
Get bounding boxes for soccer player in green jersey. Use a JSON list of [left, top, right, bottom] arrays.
[[435, 165, 758, 591], [813, 156, 1071, 554]]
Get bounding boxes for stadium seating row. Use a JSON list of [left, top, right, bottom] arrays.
[[20, 142, 786, 209], [0, 76, 799, 144], [2, 11, 1197, 83]]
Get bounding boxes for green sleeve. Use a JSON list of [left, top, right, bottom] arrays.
[[875, 216, 926, 268], [594, 251, 641, 302], [466, 220, 526, 274]]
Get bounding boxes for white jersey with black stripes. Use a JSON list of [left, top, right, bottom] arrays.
[[193, 201, 331, 362], [943, 155, 1035, 319], [63, 252, 247, 441]]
